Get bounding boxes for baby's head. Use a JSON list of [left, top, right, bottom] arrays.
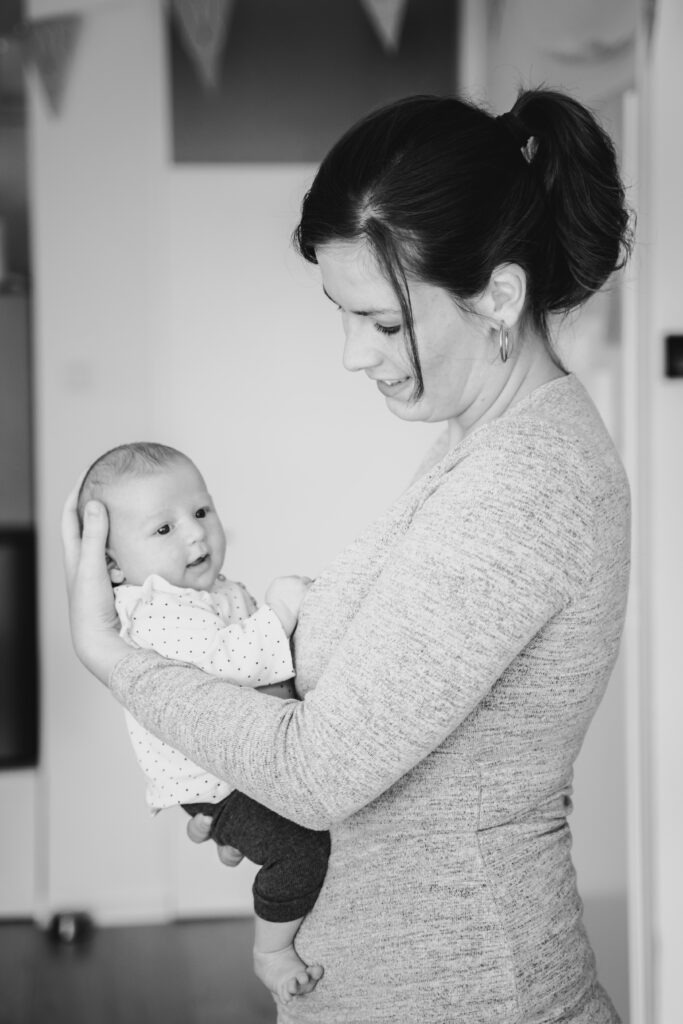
[[77, 442, 226, 590]]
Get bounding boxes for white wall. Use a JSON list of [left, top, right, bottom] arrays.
[[24, 0, 437, 924], [28, 0, 171, 922], [643, 1, 683, 1020], [0, 771, 35, 916], [16, 21, 671, 1024]]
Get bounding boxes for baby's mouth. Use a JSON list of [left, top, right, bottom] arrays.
[[187, 554, 209, 569]]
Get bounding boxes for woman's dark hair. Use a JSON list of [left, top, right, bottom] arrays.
[[294, 88, 633, 397]]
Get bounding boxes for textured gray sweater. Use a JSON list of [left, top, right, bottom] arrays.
[[111, 374, 629, 1023]]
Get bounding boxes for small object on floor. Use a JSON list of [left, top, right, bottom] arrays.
[[47, 911, 94, 946]]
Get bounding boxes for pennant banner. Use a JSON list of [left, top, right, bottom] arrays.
[[171, 0, 235, 91], [359, 0, 409, 53], [22, 14, 82, 116], [24, 0, 107, 15]]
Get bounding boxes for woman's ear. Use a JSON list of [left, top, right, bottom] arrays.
[[482, 263, 527, 329], [106, 552, 125, 586]]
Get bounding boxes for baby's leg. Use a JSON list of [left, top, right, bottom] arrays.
[[252, 916, 324, 1004], [208, 792, 330, 1002]]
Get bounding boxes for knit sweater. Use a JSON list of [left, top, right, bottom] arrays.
[[111, 374, 629, 1023]]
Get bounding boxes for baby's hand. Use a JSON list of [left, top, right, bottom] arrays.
[[265, 575, 313, 637]]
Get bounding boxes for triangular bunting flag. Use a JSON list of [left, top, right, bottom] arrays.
[[22, 14, 82, 116], [359, 0, 409, 54], [170, 0, 235, 91]]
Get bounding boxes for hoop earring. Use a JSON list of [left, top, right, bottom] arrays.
[[498, 322, 510, 363]]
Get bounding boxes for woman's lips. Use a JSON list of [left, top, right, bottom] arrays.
[[375, 377, 411, 398]]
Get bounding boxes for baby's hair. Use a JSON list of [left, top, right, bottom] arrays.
[[77, 442, 189, 527]]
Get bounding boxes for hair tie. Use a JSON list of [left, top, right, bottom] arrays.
[[496, 111, 532, 154]]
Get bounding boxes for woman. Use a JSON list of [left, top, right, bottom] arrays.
[[64, 89, 632, 1023]]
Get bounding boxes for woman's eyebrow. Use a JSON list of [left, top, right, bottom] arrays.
[[322, 286, 399, 317]]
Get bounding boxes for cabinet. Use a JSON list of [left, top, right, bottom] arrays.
[[0, 292, 37, 766]]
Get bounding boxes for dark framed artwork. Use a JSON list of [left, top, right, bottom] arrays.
[[169, 0, 459, 163], [0, 529, 38, 768]]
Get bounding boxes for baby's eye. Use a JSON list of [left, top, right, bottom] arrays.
[[156, 524, 171, 536], [195, 507, 210, 519]]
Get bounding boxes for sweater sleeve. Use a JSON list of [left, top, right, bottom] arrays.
[[109, 433, 594, 830]]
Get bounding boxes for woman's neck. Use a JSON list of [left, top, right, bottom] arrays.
[[448, 339, 566, 447]]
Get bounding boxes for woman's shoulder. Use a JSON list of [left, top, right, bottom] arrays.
[[460, 374, 628, 496], [412, 375, 630, 559]]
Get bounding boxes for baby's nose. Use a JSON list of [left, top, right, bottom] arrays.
[[185, 517, 206, 542]]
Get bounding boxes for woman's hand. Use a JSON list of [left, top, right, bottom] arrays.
[[61, 483, 130, 684], [186, 814, 245, 866], [216, 845, 245, 867]]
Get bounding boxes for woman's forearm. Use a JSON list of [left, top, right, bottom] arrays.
[[85, 634, 132, 686], [110, 649, 339, 829]]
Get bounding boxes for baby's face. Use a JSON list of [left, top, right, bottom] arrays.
[[105, 458, 227, 590]]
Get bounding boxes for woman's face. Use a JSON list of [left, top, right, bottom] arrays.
[[316, 240, 494, 432]]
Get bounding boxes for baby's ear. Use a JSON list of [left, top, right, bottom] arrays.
[[106, 552, 125, 586]]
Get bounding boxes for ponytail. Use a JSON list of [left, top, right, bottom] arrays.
[[509, 88, 633, 316]]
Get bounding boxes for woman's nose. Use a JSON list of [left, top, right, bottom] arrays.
[[341, 315, 381, 373]]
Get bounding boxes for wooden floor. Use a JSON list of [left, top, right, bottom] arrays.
[[0, 918, 276, 1024], [0, 899, 630, 1024]]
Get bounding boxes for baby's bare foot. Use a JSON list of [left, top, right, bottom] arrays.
[[253, 944, 323, 1004]]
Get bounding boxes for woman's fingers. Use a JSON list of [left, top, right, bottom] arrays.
[[74, 501, 119, 630], [78, 501, 110, 582], [186, 820, 244, 866], [217, 845, 244, 868], [65, 498, 120, 665], [61, 477, 127, 684], [186, 814, 213, 844]]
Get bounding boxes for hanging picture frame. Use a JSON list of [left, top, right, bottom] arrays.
[[169, 0, 457, 163]]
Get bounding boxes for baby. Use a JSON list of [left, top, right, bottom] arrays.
[[77, 442, 329, 1003]]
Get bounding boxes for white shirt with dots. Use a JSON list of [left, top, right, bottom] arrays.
[[114, 573, 294, 812]]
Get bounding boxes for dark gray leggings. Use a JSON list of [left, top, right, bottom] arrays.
[[183, 791, 330, 923]]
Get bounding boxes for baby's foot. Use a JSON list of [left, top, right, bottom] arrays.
[[253, 944, 323, 1004], [186, 813, 213, 844]]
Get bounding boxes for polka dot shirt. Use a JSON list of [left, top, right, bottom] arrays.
[[114, 574, 294, 812]]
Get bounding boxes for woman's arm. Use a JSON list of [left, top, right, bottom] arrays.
[[103, 436, 594, 831]]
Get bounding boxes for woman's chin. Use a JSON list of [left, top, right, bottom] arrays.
[[384, 394, 430, 422]]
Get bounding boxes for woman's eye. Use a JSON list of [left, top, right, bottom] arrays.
[[156, 524, 170, 536], [375, 323, 402, 336]]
